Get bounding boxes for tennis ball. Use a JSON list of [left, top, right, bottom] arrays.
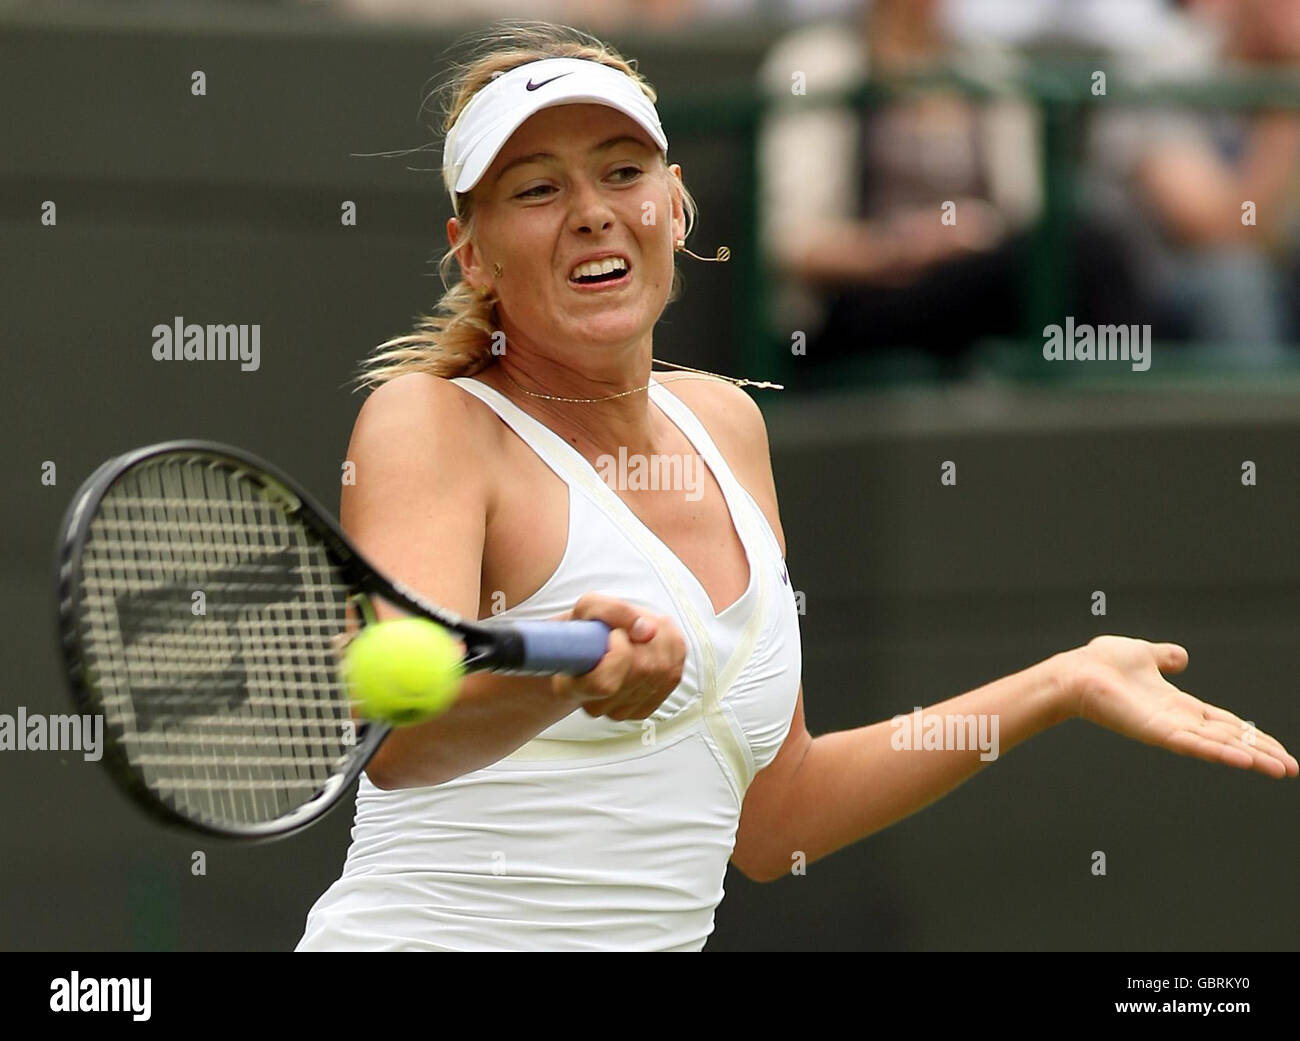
[[343, 618, 464, 726]]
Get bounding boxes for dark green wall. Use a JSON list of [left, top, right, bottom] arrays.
[[713, 388, 1300, 950]]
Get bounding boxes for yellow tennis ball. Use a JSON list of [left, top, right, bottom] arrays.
[[343, 618, 464, 726]]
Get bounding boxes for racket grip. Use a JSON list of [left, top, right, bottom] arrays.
[[511, 620, 611, 675]]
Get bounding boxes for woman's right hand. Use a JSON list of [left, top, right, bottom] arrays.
[[550, 594, 686, 721]]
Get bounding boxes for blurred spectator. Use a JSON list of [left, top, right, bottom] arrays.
[[316, 0, 864, 26], [1087, 0, 1300, 366], [759, 0, 1142, 372], [321, 0, 696, 29], [944, 0, 1179, 53]]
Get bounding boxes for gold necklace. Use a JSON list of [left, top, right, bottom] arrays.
[[496, 358, 784, 404]]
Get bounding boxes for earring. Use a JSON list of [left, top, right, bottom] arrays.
[[492, 262, 503, 278]]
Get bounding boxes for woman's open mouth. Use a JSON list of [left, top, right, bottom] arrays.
[[568, 256, 631, 291]]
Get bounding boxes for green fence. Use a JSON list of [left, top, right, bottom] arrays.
[[662, 63, 1300, 386]]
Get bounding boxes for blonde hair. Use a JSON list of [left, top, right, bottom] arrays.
[[357, 21, 699, 391]]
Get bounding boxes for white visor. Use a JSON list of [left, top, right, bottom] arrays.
[[442, 57, 669, 212]]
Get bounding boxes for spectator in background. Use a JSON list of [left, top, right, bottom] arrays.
[[759, 0, 1142, 374], [1087, 0, 1300, 367], [944, 0, 1180, 53], [322, 0, 697, 30]]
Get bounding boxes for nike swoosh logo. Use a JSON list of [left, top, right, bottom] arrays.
[[526, 72, 573, 91]]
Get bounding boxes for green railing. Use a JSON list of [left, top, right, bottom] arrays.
[[660, 63, 1300, 385]]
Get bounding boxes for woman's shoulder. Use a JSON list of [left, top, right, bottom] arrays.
[[339, 372, 505, 537], [659, 372, 777, 478], [656, 372, 768, 447], [353, 371, 503, 441], [346, 371, 508, 491], [659, 372, 786, 553]]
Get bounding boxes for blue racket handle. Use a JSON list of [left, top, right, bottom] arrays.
[[511, 620, 611, 675]]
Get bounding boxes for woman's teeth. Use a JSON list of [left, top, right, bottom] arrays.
[[570, 258, 628, 282]]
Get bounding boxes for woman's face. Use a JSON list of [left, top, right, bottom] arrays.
[[450, 103, 685, 361]]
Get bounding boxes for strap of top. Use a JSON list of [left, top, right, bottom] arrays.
[[645, 377, 747, 503], [449, 376, 587, 491]]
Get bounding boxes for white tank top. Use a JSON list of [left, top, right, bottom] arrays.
[[296, 375, 802, 951]]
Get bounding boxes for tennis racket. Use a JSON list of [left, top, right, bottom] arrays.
[[55, 440, 610, 840]]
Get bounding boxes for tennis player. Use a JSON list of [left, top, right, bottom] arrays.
[[296, 24, 1296, 952]]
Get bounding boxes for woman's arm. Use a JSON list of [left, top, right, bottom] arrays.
[[703, 380, 1297, 883], [733, 657, 1065, 883], [735, 639, 1297, 883], [345, 373, 683, 790], [342, 373, 570, 789]]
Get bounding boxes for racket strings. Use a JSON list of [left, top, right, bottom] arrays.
[[75, 453, 359, 828]]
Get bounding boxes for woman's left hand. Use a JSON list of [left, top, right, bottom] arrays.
[[1062, 635, 1298, 778]]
